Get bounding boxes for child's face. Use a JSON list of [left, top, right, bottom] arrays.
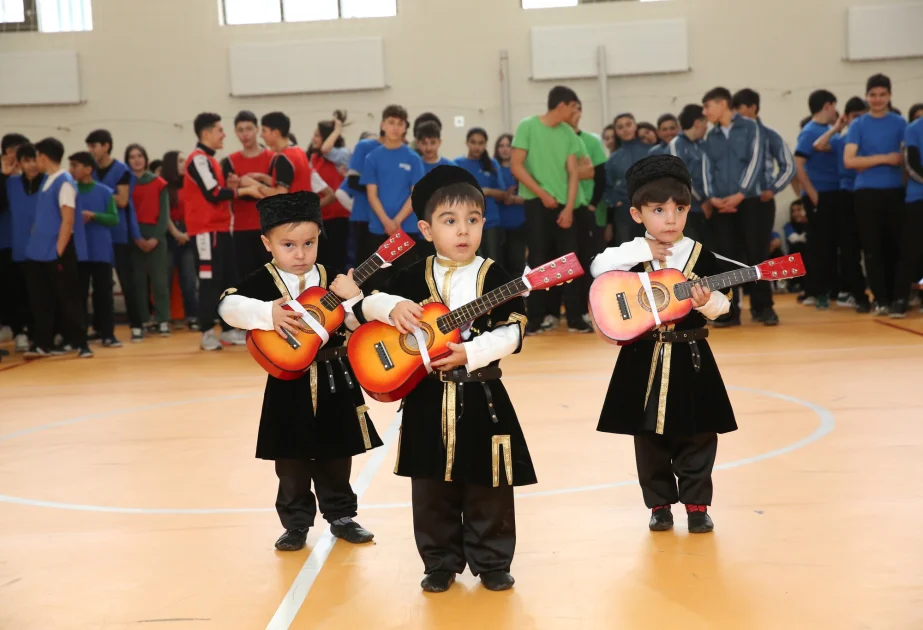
[[236, 122, 258, 148], [127, 148, 147, 173], [417, 136, 440, 161], [260, 222, 320, 275], [466, 133, 487, 159], [35, 153, 51, 173], [638, 127, 658, 145], [702, 99, 726, 124], [866, 87, 890, 113], [86, 142, 109, 163], [20, 157, 39, 178], [657, 120, 679, 144], [311, 128, 323, 150], [202, 122, 226, 150], [630, 198, 688, 243], [69, 161, 94, 182], [260, 126, 282, 148], [417, 202, 484, 263], [381, 117, 407, 143], [495, 137, 512, 161], [602, 128, 616, 152], [614, 116, 636, 143], [791, 204, 807, 223]]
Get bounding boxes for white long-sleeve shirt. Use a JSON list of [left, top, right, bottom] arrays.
[[590, 235, 730, 321], [218, 265, 362, 333], [359, 256, 522, 372]]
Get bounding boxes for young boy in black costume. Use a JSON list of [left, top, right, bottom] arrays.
[[590, 155, 738, 534]]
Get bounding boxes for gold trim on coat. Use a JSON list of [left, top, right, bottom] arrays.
[[491, 435, 513, 487]]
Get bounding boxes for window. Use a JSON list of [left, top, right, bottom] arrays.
[[0, 0, 92, 32], [522, 0, 666, 7], [221, 0, 396, 25]]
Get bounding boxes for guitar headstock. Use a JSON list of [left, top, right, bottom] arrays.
[[524, 253, 585, 291], [757, 253, 805, 281], [376, 231, 416, 264]]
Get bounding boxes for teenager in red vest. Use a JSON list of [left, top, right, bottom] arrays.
[[182, 112, 262, 351], [255, 111, 313, 197], [223, 110, 274, 279], [308, 116, 351, 272], [126, 143, 171, 336]]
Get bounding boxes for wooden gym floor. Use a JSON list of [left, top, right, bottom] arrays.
[[1, 294, 922, 630]]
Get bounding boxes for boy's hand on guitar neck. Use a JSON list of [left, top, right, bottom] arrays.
[[272, 297, 308, 339], [690, 282, 711, 308], [431, 342, 468, 371], [330, 270, 361, 300], [647, 239, 674, 263], [390, 300, 424, 334]]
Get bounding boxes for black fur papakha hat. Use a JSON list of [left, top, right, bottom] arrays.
[[626, 154, 692, 202], [257, 191, 323, 234], [411, 164, 484, 220]]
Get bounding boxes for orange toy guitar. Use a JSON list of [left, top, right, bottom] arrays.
[[247, 231, 415, 380], [348, 254, 584, 402], [589, 253, 805, 345]]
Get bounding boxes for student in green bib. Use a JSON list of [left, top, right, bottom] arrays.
[[510, 86, 591, 335]]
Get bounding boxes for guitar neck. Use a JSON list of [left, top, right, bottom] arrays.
[[435, 278, 528, 334], [674, 266, 759, 300], [319, 256, 381, 310]]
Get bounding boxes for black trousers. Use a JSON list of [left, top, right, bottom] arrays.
[[854, 188, 905, 305], [317, 217, 350, 275], [8, 261, 32, 336], [835, 191, 868, 303], [0, 248, 12, 329], [525, 199, 583, 327], [709, 197, 775, 314], [503, 225, 528, 277], [411, 478, 515, 576], [803, 192, 840, 299], [634, 432, 718, 508], [195, 231, 237, 332], [27, 239, 87, 350], [896, 200, 923, 302], [79, 262, 115, 340], [350, 221, 369, 269], [573, 206, 596, 316], [113, 242, 144, 329], [274, 457, 358, 530], [233, 229, 271, 281], [611, 202, 645, 246]]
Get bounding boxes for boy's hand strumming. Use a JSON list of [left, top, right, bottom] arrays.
[[390, 300, 423, 334]]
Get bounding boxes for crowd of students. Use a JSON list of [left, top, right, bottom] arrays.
[[1, 71, 921, 359]]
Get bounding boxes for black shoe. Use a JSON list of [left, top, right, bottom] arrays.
[[480, 570, 515, 591], [102, 337, 123, 348], [856, 301, 871, 314], [648, 506, 674, 531], [274, 528, 308, 551], [23, 346, 52, 359], [687, 507, 714, 534], [421, 571, 455, 593], [77, 345, 94, 359], [567, 320, 593, 334], [50, 344, 75, 356], [889, 300, 908, 319], [712, 316, 740, 328], [330, 520, 374, 544], [760, 308, 780, 326], [524, 324, 543, 337]]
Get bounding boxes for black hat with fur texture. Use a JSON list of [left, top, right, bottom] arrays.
[[626, 154, 692, 202], [257, 191, 323, 234], [411, 164, 484, 220]]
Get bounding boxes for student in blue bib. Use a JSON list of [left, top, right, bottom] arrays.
[[24, 138, 91, 359], [494, 133, 527, 276], [454, 128, 507, 263], [844, 74, 908, 316], [339, 133, 381, 265], [1, 134, 32, 347], [70, 151, 121, 348], [894, 114, 923, 315], [415, 121, 454, 176]]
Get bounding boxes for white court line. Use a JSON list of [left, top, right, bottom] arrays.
[[265, 411, 402, 630]]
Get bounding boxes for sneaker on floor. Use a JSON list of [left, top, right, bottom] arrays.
[[130, 327, 144, 343], [77, 345, 94, 359], [567, 320, 593, 334], [815, 295, 830, 310], [86, 331, 101, 343], [524, 324, 543, 337], [873, 302, 890, 317], [856, 302, 871, 314], [582, 312, 592, 326], [0, 326, 11, 342], [23, 346, 52, 359], [540, 315, 559, 331], [220, 329, 247, 346], [760, 308, 780, 326], [889, 300, 908, 319], [201, 330, 223, 351], [14, 334, 30, 353], [187, 320, 201, 332], [802, 296, 817, 307], [330, 519, 374, 544], [836, 295, 857, 308], [835, 292, 850, 305], [158, 322, 171, 337], [274, 528, 308, 551], [102, 337, 123, 348]]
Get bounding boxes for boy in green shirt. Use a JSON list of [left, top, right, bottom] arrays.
[[510, 86, 590, 334]]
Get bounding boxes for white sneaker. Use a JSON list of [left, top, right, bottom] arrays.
[[541, 315, 559, 330], [582, 312, 592, 326], [158, 322, 171, 337], [14, 334, 29, 352], [130, 327, 144, 343], [836, 295, 857, 308], [802, 296, 817, 306], [0, 326, 12, 342], [201, 330, 223, 351], [220, 329, 247, 346]]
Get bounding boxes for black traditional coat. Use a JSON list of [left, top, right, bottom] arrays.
[[356, 256, 538, 488], [597, 242, 738, 437], [218, 263, 383, 460]]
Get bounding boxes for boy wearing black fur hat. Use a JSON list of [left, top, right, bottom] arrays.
[[590, 155, 738, 534], [341, 165, 536, 593], [217, 191, 382, 551]]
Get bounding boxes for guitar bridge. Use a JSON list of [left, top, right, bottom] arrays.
[[617, 292, 631, 320], [284, 330, 301, 350], [374, 341, 394, 371]]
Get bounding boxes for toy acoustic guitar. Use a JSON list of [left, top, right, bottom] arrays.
[[348, 254, 585, 402], [247, 231, 415, 380], [589, 253, 805, 344]]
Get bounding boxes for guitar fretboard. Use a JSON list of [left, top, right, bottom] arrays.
[[436, 278, 528, 334], [319, 256, 381, 310], [673, 267, 759, 300]]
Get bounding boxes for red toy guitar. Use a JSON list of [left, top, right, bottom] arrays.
[[347, 254, 584, 402], [247, 232, 415, 380], [589, 253, 805, 344]]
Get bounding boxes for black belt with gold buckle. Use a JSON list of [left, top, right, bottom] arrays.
[[429, 367, 502, 423]]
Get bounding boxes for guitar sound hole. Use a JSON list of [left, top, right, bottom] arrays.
[[399, 322, 434, 356], [637, 284, 670, 313]]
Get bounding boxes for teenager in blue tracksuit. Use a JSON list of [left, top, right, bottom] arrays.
[[604, 113, 652, 245], [700, 87, 768, 326], [668, 104, 711, 248]]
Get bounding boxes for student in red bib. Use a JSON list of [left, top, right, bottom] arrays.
[[308, 114, 352, 273], [223, 110, 274, 278], [254, 112, 313, 198], [183, 112, 262, 351], [127, 143, 171, 336]]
